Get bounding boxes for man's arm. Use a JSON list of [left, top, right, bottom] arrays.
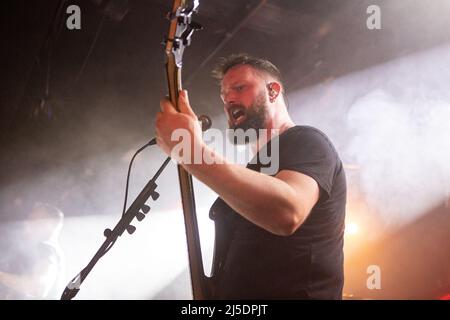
[[183, 146, 319, 236]]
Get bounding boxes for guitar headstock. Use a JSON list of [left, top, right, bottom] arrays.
[[165, 0, 202, 68]]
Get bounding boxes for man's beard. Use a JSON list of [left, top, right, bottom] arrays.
[[227, 92, 269, 145]]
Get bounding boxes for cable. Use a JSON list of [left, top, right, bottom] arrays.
[[74, 12, 107, 84], [119, 115, 210, 216], [8, 0, 69, 137], [121, 138, 156, 216]]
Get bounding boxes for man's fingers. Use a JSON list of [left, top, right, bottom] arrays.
[[160, 97, 177, 114], [160, 91, 196, 118], [178, 90, 196, 117]]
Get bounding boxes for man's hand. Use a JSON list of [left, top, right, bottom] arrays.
[[155, 90, 204, 163]]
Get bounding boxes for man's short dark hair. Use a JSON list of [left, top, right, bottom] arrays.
[[212, 53, 289, 107], [212, 53, 284, 86]]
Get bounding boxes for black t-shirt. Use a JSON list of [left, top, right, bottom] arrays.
[[210, 125, 347, 299]]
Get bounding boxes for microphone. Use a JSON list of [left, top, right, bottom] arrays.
[[198, 114, 212, 131], [148, 115, 212, 146]]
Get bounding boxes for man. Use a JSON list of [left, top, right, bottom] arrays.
[[155, 53, 346, 299], [0, 202, 65, 299]]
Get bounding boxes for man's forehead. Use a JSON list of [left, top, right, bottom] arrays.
[[221, 65, 263, 86]]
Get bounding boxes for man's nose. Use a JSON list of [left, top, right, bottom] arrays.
[[222, 91, 237, 105]]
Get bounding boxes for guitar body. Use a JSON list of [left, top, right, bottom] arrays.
[[208, 198, 236, 298]]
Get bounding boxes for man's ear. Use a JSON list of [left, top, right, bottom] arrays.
[[267, 82, 281, 102]]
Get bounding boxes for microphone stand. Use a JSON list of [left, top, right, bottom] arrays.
[[61, 116, 211, 300], [60, 156, 171, 300]]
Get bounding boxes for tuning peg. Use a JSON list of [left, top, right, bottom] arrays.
[[141, 204, 150, 214], [190, 21, 203, 30], [151, 191, 160, 201], [127, 225, 136, 235], [136, 212, 146, 222], [183, 37, 192, 46], [166, 11, 176, 21], [104, 228, 112, 237]]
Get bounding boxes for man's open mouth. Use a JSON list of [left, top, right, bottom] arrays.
[[229, 107, 247, 125]]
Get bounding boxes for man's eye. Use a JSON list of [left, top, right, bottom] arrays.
[[235, 85, 245, 92]]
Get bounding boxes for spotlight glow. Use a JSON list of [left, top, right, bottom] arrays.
[[346, 222, 359, 236]]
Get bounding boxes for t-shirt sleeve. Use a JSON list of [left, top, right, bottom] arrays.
[[277, 127, 337, 200]]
